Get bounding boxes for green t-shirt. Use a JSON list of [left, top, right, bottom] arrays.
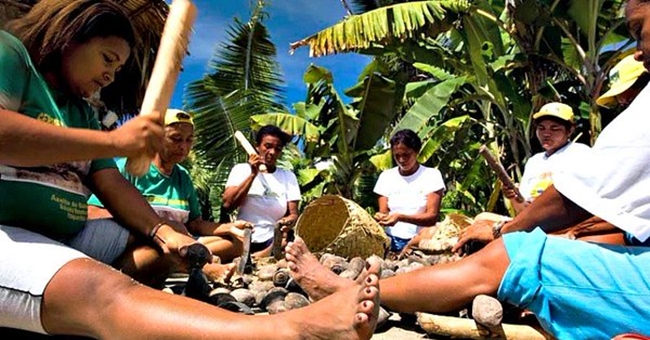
[[0, 31, 115, 238], [88, 158, 201, 224]]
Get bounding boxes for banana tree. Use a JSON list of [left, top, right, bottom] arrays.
[[250, 64, 402, 208], [183, 0, 285, 219]]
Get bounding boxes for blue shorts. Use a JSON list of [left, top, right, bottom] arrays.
[[498, 228, 650, 339], [388, 235, 411, 252]]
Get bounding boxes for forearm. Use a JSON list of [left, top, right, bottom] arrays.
[[222, 174, 255, 210], [0, 109, 116, 166], [90, 169, 174, 237], [397, 212, 439, 226], [502, 185, 591, 234], [188, 219, 230, 237]]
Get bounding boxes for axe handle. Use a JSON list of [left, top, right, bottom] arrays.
[[126, 0, 197, 176], [478, 145, 525, 203]]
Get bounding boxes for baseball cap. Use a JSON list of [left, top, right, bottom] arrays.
[[597, 55, 647, 108], [532, 102, 574, 123], [164, 109, 194, 127]]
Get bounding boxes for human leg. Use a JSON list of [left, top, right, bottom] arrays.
[[286, 236, 509, 313], [198, 234, 242, 263], [41, 257, 380, 339], [499, 229, 650, 339]]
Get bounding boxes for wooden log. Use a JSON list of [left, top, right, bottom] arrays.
[[478, 145, 525, 203], [417, 312, 550, 340], [126, 0, 197, 176]]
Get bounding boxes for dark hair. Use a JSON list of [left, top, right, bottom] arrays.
[[255, 125, 291, 147], [533, 116, 573, 131], [5, 0, 135, 73], [390, 129, 422, 152]]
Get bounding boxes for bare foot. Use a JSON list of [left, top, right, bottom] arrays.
[[286, 237, 374, 301], [283, 258, 381, 339], [203, 262, 235, 283]]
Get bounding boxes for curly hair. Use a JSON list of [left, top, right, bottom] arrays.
[[5, 0, 135, 73]]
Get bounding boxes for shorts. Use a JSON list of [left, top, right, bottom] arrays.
[[251, 237, 273, 253], [0, 225, 87, 334], [498, 228, 650, 339], [388, 235, 411, 252], [65, 218, 130, 265]]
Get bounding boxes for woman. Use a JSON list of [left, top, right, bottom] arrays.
[[0, 1, 379, 338], [504, 102, 591, 214], [222, 125, 301, 258], [373, 129, 445, 256], [84, 109, 250, 284]]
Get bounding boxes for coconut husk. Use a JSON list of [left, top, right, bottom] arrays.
[[417, 213, 473, 254], [296, 195, 390, 259]]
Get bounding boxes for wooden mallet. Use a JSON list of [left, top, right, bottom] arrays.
[[478, 145, 525, 203], [234, 130, 267, 173], [126, 0, 198, 176]]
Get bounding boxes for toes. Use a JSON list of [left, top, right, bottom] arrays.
[[358, 284, 379, 301], [357, 299, 376, 314], [354, 312, 369, 325]]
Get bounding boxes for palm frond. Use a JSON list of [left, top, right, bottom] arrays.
[[289, 0, 472, 57]]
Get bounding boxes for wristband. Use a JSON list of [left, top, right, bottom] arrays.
[[492, 220, 507, 239], [150, 221, 166, 239]]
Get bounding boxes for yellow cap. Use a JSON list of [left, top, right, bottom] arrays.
[[164, 109, 194, 127], [532, 102, 574, 123], [596, 55, 647, 108]]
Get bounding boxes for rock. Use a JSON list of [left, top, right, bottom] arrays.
[[284, 292, 310, 310], [267, 300, 288, 314], [380, 269, 396, 279], [275, 259, 288, 268], [273, 269, 290, 287], [248, 280, 274, 294], [472, 294, 503, 327], [339, 269, 361, 280], [285, 278, 306, 295], [260, 287, 289, 311], [230, 288, 256, 307], [210, 287, 232, 296], [257, 264, 278, 281], [348, 257, 366, 273]]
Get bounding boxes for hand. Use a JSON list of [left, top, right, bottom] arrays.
[[247, 153, 265, 175], [228, 220, 253, 240], [451, 220, 497, 255], [108, 115, 164, 159], [501, 182, 520, 200], [374, 212, 388, 221], [152, 223, 212, 265], [377, 213, 400, 227], [277, 217, 295, 232]]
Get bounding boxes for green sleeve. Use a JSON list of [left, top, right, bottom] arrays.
[[0, 31, 28, 111]]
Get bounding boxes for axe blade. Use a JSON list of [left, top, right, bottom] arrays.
[[237, 227, 253, 274]]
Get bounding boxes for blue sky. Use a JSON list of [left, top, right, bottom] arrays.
[[169, 0, 371, 110]]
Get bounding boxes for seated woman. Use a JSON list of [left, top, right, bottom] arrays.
[[456, 102, 623, 252], [222, 125, 301, 259], [373, 129, 445, 258], [84, 109, 249, 284]]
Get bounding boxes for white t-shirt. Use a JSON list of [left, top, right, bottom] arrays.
[[554, 84, 650, 242], [518, 142, 591, 202], [373, 165, 445, 239], [225, 164, 301, 243]]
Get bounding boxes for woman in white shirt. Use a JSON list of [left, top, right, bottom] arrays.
[[373, 129, 445, 255], [503, 102, 590, 214]]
